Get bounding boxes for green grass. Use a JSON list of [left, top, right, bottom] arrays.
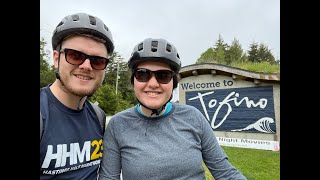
[[230, 61, 280, 73], [203, 146, 280, 180]]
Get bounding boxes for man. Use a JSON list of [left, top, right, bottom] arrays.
[[40, 12, 114, 179]]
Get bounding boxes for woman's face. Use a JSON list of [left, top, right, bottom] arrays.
[[134, 61, 174, 111]]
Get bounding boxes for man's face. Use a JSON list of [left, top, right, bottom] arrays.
[[53, 35, 108, 97]]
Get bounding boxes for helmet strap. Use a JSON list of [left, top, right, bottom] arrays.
[[55, 45, 62, 80]]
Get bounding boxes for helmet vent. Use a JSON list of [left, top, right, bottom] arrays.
[[103, 24, 109, 31], [57, 21, 63, 28], [151, 41, 158, 47], [151, 41, 158, 52], [177, 53, 180, 59], [151, 48, 157, 52], [166, 44, 172, 52], [71, 15, 80, 21], [138, 43, 143, 51], [89, 15, 97, 26]]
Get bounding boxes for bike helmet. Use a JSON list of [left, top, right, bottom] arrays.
[[52, 12, 114, 54], [128, 38, 181, 73], [128, 38, 181, 116]]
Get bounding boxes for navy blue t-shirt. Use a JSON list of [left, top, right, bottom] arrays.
[[40, 85, 105, 179]]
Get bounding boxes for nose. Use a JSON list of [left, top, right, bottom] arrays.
[[147, 73, 160, 87], [78, 59, 93, 71]]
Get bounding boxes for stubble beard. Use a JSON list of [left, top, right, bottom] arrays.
[[59, 75, 100, 97]]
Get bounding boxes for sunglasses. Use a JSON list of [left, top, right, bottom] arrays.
[[60, 48, 109, 70], [133, 68, 175, 84]]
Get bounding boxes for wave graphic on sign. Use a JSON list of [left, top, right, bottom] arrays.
[[231, 117, 275, 133]]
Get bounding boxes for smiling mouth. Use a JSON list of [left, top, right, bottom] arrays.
[[75, 75, 92, 80], [146, 92, 160, 95]]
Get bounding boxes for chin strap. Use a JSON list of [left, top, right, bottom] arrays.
[[138, 94, 173, 116], [77, 96, 86, 110], [55, 46, 62, 80]]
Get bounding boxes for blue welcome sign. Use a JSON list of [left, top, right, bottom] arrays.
[[186, 86, 276, 133]]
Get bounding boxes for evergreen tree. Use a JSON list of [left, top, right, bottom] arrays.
[[225, 38, 244, 64], [258, 43, 276, 64], [40, 38, 55, 88], [195, 35, 278, 67], [213, 34, 228, 64], [247, 42, 259, 63]]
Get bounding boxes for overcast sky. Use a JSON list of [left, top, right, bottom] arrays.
[[40, 0, 280, 67]]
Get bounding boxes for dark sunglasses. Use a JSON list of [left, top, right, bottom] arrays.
[[133, 68, 175, 84], [60, 48, 109, 70]]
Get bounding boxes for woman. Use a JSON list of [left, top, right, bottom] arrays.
[[98, 38, 246, 180]]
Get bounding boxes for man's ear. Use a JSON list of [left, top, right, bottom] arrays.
[[53, 50, 60, 69]]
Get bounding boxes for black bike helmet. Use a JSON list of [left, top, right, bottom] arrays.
[[52, 12, 114, 54], [128, 38, 181, 73]]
